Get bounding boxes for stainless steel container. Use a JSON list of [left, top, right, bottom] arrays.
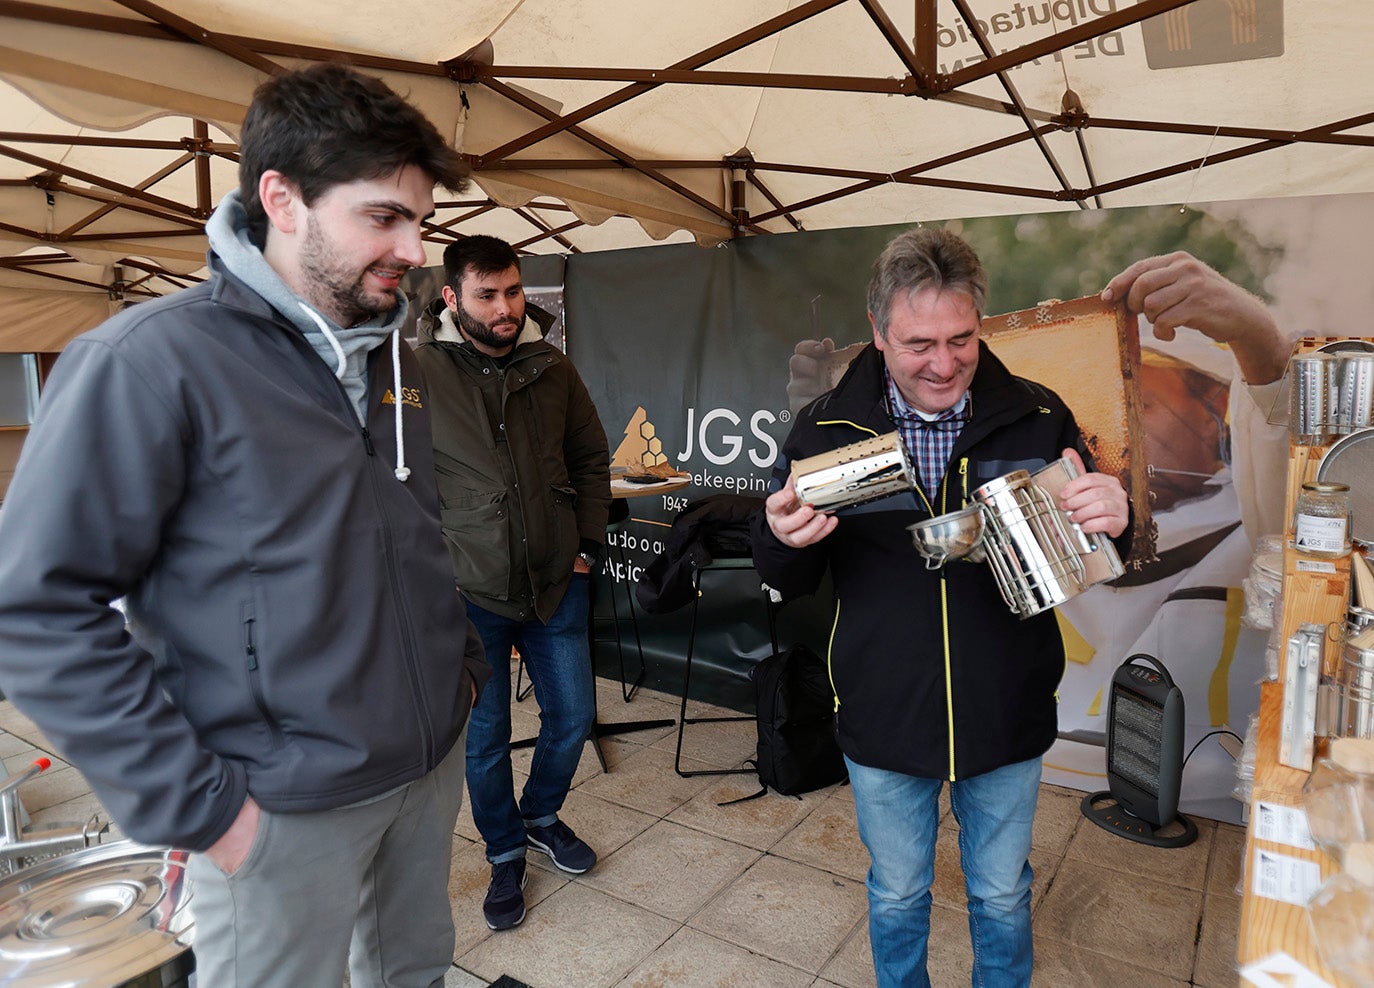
[[791, 431, 916, 513], [1030, 458, 1126, 588], [1331, 642, 1374, 740], [1334, 354, 1374, 434], [1290, 352, 1337, 445], [971, 470, 1087, 618], [0, 840, 194, 987]]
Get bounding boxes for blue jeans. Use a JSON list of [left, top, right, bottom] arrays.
[[465, 576, 595, 863], [846, 755, 1040, 988]]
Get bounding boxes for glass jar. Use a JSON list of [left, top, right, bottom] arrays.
[[1295, 481, 1353, 557]]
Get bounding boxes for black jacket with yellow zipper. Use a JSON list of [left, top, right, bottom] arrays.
[[750, 341, 1131, 782]]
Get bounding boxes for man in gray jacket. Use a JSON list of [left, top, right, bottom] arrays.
[[417, 235, 611, 931], [0, 65, 488, 988]]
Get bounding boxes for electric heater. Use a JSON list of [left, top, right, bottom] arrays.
[[1081, 653, 1198, 848]]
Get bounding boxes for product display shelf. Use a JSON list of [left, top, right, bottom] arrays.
[[1235, 437, 1354, 986], [1236, 681, 1344, 984]]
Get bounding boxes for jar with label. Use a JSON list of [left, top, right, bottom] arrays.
[[1294, 481, 1352, 557]]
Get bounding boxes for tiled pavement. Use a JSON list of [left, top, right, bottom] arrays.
[[0, 673, 1246, 988]]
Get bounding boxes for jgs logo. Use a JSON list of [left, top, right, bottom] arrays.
[[675, 406, 786, 468]]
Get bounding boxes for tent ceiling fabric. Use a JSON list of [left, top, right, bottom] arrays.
[[1, 0, 1372, 348]]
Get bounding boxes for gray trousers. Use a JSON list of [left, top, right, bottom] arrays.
[[187, 732, 466, 988]]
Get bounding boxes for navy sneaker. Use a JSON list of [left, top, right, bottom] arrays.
[[525, 819, 597, 874], [482, 858, 528, 931]]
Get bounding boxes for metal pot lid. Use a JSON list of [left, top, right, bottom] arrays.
[[1318, 427, 1374, 546], [0, 840, 193, 988]]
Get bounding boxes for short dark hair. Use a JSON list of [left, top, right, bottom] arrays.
[[238, 63, 469, 240], [867, 227, 988, 337], [443, 235, 520, 289]]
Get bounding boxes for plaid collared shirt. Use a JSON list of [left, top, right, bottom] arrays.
[[884, 368, 972, 497]]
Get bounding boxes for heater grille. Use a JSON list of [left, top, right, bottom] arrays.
[[1108, 687, 1165, 799]]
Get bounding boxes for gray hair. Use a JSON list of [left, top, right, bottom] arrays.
[[866, 227, 988, 337]]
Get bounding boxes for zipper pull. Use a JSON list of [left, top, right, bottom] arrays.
[[361, 426, 375, 456]]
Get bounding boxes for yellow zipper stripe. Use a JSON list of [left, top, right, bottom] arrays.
[[827, 598, 842, 712], [941, 576, 955, 781], [939, 470, 956, 781], [816, 419, 879, 437]]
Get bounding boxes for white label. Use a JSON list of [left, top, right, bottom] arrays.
[[1254, 801, 1316, 850], [1294, 513, 1347, 554], [1252, 848, 1323, 906], [1240, 952, 1335, 988], [1295, 559, 1338, 574]]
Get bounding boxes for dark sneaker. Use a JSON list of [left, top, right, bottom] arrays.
[[482, 858, 528, 931], [525, 819, 597, 874]]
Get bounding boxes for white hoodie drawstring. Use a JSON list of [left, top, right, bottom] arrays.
[[390, 329, 410, 482], [297, 302, 410, 483]]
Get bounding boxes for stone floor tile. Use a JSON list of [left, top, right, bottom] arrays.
[[1030, 784, 1085, 856], [575, 743, 714, 817], [817, 917, 876, 988], [616, 926, 814, 988], [0, 730, 36, 759], [1033, 858, 1202, 980], [667, 775, 825, 850], [0, 703, 41, 743], [769, 792, 869, 881], [928, 902, 975, 986], [1065, 810, 1215, 890], [14, 765, 91, 814], [525, 788, 658, 876], [1208, 822, 1247, 897], [689, 854, 868, 973], [931, 825, 965, 909], [650, 714, 756, 771], [1027, 848, 1061, 914], [579, 818, 759, 920], [444, 966, 488, 988], [1194, 890, 1242, 987], [1031, 936, 1191, 987], [457, 882, 676, 988]]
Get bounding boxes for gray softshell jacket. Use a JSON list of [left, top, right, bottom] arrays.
[[0, 254, 490, 851]]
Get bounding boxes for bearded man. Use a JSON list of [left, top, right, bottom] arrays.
[[417, 234, 611, 931]]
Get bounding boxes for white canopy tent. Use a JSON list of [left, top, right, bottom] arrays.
[[2, 0, 1372, 350]]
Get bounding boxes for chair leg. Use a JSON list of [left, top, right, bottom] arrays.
[[673, 568, 753, 779], [612, 544, 646, 702], [514, 652, 533, 703]]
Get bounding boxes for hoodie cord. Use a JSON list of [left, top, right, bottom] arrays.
[[297, 302, 409, 483], [390, 329, 410, 482]]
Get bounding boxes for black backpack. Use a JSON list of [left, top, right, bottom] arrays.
[[725, 643, 848, 802]]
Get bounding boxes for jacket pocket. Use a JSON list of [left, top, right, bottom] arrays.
[[439, 490, 511, 598], [544, 484, 579, 573], [241, 599, 282, 744]]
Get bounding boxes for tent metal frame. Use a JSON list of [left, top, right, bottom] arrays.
[[2, 0, 1372, 298]]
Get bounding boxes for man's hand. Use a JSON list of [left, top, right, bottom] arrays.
[[1101, 251, 1287, 385], [205, 796, 260, 876], [572, 555, 591, 575], [765, 475, 839, 548], [787, 338, 867, 413], [1057, 448, 1129, 539]]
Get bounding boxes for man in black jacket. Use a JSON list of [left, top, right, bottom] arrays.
[[752, 228, 1129, 988]]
